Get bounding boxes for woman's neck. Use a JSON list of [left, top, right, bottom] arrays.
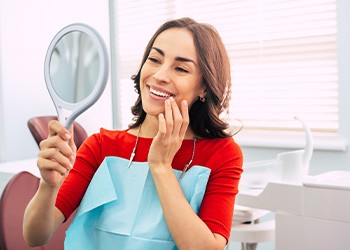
[[141, 115, 160, 138]]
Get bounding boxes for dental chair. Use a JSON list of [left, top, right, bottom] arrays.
[[27, 116, 88, 149], [0, 171, 75, 250]]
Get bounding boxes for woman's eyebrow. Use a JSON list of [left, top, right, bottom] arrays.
[[151, 46, 197, 66]]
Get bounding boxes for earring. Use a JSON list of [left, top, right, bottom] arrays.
[[199, 96, 206, 102]]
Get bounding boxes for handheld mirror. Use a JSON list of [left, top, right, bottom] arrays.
[[44, 23, 109, 129]]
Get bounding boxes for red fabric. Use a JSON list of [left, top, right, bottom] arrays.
[[56, 128, 243, 241]]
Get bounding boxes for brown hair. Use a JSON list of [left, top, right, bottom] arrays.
[[129, 17, 232, 138]]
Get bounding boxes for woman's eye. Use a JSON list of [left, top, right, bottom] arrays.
[[176, 67, 189, 73], [148, 57, 160, 63]]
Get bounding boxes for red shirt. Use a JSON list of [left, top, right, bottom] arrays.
[[56, 128, 243, 241]]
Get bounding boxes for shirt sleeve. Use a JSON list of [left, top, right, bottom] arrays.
[[198, 138, 243, 241]]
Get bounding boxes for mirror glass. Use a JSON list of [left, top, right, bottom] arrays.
[[44, 23, 109, 129], [50, 31, 100, 103]]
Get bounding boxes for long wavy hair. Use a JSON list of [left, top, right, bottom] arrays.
[[129, 17, 232, 139]]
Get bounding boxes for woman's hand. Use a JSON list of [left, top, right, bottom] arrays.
[[37, 120, 76, 189], [148, 97, 189, 170]]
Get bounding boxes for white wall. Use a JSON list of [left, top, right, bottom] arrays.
[[0, 0, 112, 162]]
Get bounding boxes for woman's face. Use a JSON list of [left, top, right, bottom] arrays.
[[140, 28, 205, 116]]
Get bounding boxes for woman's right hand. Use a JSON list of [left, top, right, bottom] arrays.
[[37, 120, 76, 189]]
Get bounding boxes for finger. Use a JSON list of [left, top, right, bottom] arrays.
[[38, 147, 73, 171], [179, 100, 189, 139], [48, 120, 71, 141], [40, 135, 74, 159], [170, 97, 183, 136], [158, 113, 166, 138], [164, 98, 173, 137], [68, 125, 77, 153], [39, 147, 73, 169], [37, 157, 71, 175]]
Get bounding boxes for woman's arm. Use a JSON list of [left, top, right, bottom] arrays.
[[151, 167, 226, 250], [23, 181, 65, 246], [148, 98, 226, 249], [23, 121, 76, 246]]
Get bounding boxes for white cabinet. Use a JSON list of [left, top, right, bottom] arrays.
[[237, 172, 350, 250]]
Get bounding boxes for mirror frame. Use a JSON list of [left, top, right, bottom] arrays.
[[44, 23, 109, 129]]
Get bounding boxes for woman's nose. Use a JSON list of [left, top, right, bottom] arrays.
[[152, 64, 171, 83]]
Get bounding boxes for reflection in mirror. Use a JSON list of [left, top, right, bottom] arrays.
[[49, 31, 100, 103], [44, 23, 109, 129]]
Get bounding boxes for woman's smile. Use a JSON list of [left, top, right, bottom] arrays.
[[148, 85, 175, 100]]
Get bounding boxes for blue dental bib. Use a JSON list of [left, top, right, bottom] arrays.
[[65, 156, 210, 250]]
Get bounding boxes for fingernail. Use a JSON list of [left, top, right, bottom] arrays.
[[65, 133, 71, 140], [182, 100, 188, 106], [166, 99, 171, 105], [169, 96, 175, 101]]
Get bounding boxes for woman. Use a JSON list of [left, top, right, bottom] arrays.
[[24, 17, 243, 249]]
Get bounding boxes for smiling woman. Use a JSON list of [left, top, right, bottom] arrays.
[[23, 17, 243, 250], [130, 19, 232, 139]]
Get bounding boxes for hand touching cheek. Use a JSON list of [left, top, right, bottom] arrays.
[[148, 97, 189, 170]]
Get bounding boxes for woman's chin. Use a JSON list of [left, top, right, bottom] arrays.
[[143, 108, 164, 117]]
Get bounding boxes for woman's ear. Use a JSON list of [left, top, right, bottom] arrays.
[[198, 89, 207, 102], [199, 88, 206, 99]]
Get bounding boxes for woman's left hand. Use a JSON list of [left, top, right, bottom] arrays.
[[148, 97, 189, 170]]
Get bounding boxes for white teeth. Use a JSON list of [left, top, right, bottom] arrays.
[[150, 87, 171, 98]]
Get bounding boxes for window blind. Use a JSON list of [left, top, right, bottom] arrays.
[[113, 0, 176, 127], [113, 0, 338, 138]]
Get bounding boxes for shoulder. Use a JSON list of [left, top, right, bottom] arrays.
[[79, 128, 133, 155], [99, 127, 129, 138], [78, 127, 139, 161], [198, 137, 242, 157], [195, 136, 243, 172], [85, 128, 130, 143]]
